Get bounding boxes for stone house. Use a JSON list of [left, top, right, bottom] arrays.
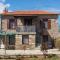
[[0, 10, 59, 50]]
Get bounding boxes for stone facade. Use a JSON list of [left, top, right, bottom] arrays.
[[15, 34, 35, 50], [1, 14, 59, 50]]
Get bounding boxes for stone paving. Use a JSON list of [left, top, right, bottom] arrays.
[[0, 49, 59, 55]]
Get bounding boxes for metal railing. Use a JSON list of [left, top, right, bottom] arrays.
[[16, 25, 36, 32]]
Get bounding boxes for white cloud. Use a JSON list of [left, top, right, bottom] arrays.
[[0, 0, 10, 13], [6, 4, 10, 7], [0, 0, 5, 2]]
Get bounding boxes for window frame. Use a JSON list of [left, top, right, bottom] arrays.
[[8, 35, 15, 45], [24, 18, 32, 25], [8, 18, 17, 29], [22, 35, 29, 45], [43, 18, 48, 29], [44, 21, 48, 29]]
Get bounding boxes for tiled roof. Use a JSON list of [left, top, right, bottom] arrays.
[[3, 10, 58, 15]]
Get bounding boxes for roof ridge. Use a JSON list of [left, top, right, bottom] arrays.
[[2, 10, 59, 15]]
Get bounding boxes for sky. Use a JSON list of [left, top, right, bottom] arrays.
[[0, 0, 60, 25], [5, 0, 60, 12]]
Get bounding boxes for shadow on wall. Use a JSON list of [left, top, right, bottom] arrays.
[[35, 19, 55, 50]]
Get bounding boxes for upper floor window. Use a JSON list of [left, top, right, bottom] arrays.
[[44, 21, 48, 29], [24, 18, 32, 25], [43, 18, 51, 29], [43, 18, 48, 29], [8, 19, 17, 29]]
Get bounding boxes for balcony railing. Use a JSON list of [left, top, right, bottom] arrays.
[[16, 25, 36, 32]]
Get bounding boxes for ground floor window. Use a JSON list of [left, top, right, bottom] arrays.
[[8, 35, 15, 45], [22, 35, 29, 44]]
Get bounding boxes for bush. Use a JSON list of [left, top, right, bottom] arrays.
[[55, 37, 60, 49]]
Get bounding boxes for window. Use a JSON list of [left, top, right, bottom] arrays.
[[9, 19, 17, 29], [44, 21, 48, 29], [22, 35, 29, 44], [43, 18, 48, 29], [43, 19, 51, 29], [8, 35, 15, 45], [24, 18, 32, 25]]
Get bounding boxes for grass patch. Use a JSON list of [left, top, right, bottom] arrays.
[[55, 37, 60, 49], [16, 55, 60, 60]]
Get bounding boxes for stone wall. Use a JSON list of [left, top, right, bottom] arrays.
[[48, 19, 58, 38], [2, 18, 8, 31], [15, 35, 22, 49], [17, 18, 24, 26], [2, 16, 24, 32], [1, 15, 59, 49], [15, 34, 35, 50], [32, 15, 58, 47]]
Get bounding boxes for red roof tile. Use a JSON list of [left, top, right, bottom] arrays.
[[3, 10, 58, 15]]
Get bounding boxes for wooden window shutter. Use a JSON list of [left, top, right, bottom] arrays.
[[48, 20, 51, 29]]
